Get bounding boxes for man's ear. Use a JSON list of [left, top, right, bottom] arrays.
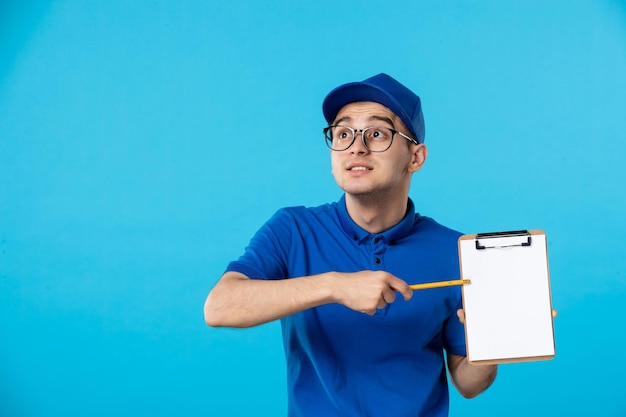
[[408, 144, 428, 173]]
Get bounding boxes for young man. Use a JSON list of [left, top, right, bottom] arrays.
[[204, 73, 497, 416]]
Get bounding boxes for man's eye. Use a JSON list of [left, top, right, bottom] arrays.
[[367, 128, 388, 140], [333, 127, 352, 140]]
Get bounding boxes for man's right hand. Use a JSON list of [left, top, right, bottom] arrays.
[[328, 270, 413, 315]]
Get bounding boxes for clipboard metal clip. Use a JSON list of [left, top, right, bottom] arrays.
[[475, 230, 532, 250]]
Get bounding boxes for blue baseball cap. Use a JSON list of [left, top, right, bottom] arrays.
[[322, 73, 425, 144]]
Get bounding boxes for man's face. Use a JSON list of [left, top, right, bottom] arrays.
[[329, 101, 426, 198]]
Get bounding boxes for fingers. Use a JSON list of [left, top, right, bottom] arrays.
[[457, 309, 466, 324], [370, 275, 412, 312], [366, 293, 396, 315], [387, 276, 413, 301], [382, 288, 397, 304], [338, 271, 412, 314]]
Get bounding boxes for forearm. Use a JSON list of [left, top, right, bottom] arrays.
[[204, 272, 336, 328], [447, 354, 497, 398]]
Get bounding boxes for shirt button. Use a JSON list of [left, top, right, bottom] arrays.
[[375, 258, 381, 264]]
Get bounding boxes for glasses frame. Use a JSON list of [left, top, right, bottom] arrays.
[[323, 125, 418, 152]]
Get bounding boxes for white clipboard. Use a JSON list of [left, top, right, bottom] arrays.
[[458, 230, 556, 364]]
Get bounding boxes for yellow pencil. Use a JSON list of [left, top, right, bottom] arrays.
[[409, 279, 471, 291]]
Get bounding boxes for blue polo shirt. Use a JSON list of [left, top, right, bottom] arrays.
[[226, 195, 466, 417]]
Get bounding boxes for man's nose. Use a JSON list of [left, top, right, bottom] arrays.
[[350, 130, 369, 154]]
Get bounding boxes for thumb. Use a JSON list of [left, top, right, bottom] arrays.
[[457, 309, 466, 324]]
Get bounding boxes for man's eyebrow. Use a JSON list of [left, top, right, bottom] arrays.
[[368, 115, 395, 127], [333, 116, 352, 126], [332, 115, 396, 127]]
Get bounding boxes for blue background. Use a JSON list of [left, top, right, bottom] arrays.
[[1, 1, 625, 415]]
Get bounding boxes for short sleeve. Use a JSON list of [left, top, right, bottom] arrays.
[[225, 208, 293, 280]]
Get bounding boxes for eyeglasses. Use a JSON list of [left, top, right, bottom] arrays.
[[323, 125, 418, 152]]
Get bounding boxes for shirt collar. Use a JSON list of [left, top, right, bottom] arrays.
[[336, 194, 418, 244]]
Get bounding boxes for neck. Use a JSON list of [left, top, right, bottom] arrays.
[[344, 190, 409, 234]]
